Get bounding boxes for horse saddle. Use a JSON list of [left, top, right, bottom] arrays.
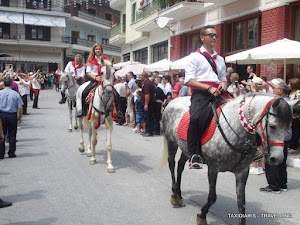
[[177, 104, 225, 145]]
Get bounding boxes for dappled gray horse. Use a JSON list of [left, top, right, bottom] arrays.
[[76, 58, 116, 172], [162, 93, 298, 225], [60, 72, 79, 132]]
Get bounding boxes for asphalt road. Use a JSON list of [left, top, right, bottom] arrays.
[[1, 89, 300, 225]]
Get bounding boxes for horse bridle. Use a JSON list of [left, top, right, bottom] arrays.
[[246, 96, 284, 156]]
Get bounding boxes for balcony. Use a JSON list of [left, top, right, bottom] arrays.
[[0, 33, 69, 48], [66, 10, 111, 29], [66, 36, 121, 53], [134, 2, 160, 32], [159, 1, 205, 21], [109, 24, 126, 45], [110, 0, 126, 11]]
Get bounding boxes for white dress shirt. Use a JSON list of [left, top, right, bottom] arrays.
[[185, 46, 226, 84], [15, 79, 30, 96], [86, 56, 102, 76], [64, 61, 86, 78]]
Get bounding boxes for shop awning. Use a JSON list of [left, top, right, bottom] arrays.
[[0, 11, 66, 27]]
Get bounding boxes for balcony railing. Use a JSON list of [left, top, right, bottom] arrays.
[[136, 2, 160, 22], [0, 33, 68, 45], [110, 24, 122, 37], [77, 11, 111, 27], [158, 0, 200, 9], [66, 36, 121, 52]]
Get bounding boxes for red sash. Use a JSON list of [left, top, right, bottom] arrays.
[[88, 56, 109, 78], [71, 61, 84, 75], [195, 48, 217, 69]]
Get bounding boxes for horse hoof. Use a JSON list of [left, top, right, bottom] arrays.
[[90, 159, 96, 165], [170, 194, 186, 207], [107, 167, 115, 173], [78, 145, 84, 153], [86, 152, 92, 157], [68, 129, 72, 132], [197, 215, 207, 225], [74, 126, 78, 130]]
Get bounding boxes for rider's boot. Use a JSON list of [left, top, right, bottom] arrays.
[[59, 92, 66, 104], [76, 96, 86, 118], [187, 123, 203, 169]]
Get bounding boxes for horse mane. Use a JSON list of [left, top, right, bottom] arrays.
[[243, 92, 292, 130]]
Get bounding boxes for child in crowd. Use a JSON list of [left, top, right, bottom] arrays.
[[135, 91, 145, 134]]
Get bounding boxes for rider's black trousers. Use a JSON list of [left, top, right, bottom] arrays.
[[81, 81, 97, 116]]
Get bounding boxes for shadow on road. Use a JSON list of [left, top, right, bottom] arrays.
[[17, 152, 48, 158], [3, 217, 57, 225], [94, 149, 152, 173], [182, 190, 283, 225], [5, 190, 47, 203]]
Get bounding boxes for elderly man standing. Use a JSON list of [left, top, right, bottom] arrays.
[[0, 76, 23, 159], [260, 78, 291, 193]]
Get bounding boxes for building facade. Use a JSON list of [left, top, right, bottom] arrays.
[[0, 0, 121, 72], [110, 0, 300, 80]]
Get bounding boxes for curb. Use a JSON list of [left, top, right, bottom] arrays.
[[287, 154, 300, 168]]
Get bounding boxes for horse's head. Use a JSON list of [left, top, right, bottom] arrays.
[[252, 96, 293, 166], [60, 72, 69, 91], [101, 57, 115, 96]]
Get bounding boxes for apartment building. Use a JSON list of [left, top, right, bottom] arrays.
[[110, 0, 300, 80], [0, 0, 121, 72]]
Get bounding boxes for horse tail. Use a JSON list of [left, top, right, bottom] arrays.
[[159, 135, 169, 171]]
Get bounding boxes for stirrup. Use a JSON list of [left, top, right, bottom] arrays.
[[189, 154, 203, 169]]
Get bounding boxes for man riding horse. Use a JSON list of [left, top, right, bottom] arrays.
[[185, 25, 230, 169], [59, 54, 85, 104]]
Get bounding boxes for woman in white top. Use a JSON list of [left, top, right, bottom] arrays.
[[77, 43, 109, 117]]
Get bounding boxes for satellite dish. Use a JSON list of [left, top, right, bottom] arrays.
[[156, 17, 170, 28]]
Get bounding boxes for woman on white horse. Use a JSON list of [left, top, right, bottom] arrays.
[[59, 54, 85, 104], [77, 43, 109, 117]]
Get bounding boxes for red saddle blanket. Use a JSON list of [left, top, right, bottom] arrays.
[[177, 104, 224, 145]]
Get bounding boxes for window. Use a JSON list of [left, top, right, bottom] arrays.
[[88, 8, 96, 16], [225, 16, 260, 53], [131, 2, 136, 23], [134, 48, 148, 64], [106, 13, 112, 21], [0, 0, 9, 6], [183, 31, 201, 56], [26, 0, 50, 10], [152, 41, 168, 63], [0, 23, 10, 38], [122, 14, 126, 33], [102, 38, 109, 45], [123, 53, 130, 62], [25, 25, 50, 41], [88, 35, 94, 42]]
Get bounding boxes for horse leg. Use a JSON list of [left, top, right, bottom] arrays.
[[74, 102, 79, 130], [171, 152, 188, 207], [235, 169, 249, 225], [86, 126, 92, 157], [89, 126, 97, 165], [106, 118, 114, 173], [197, 166, 218, 225], [166, 139, 180, 206], [78, 118, 85, 152], [68, 101, 73, 132]]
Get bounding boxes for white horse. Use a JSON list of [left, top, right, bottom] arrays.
[[76, 58, 116, 173], [60, 72, 79, 132]]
